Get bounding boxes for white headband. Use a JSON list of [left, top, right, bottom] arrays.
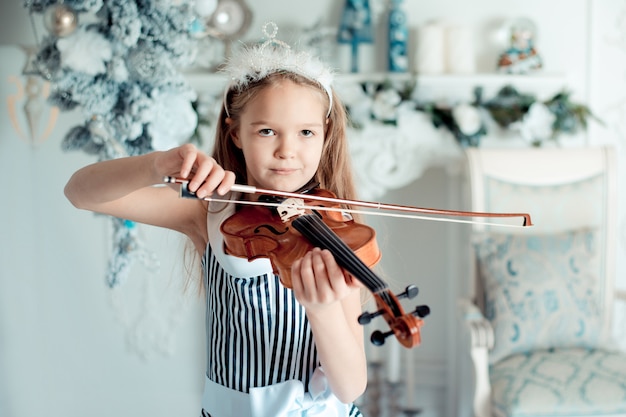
[[221, 22, 334, 118]]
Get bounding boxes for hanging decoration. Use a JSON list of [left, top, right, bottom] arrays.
[[7, 45, 60, 146], [23, 0, 205, 287], [203, 0, 252, 59], [42, 3, 79, 37], [20, 0, 214, 358]]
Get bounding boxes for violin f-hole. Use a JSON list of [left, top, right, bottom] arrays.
[[253, 224, 288, 236]]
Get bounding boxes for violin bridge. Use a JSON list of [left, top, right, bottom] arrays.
[[278, 198, 305, 222]]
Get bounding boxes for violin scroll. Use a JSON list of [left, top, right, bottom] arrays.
[[363, 289, 431, 348], [357, 285, 419, 324]]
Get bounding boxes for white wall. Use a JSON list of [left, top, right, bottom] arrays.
[[0, 46, 207, 417], [1, 1, 624, 417]]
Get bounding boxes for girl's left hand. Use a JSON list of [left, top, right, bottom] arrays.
[[290, 248, 361, 309]]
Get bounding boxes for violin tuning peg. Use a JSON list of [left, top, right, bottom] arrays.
[[358, 309, 383, 325], [370, 330, 394, 346], [397, 285, 419, 300], [413, 305, 431, 318]]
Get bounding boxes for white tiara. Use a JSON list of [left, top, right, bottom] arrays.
[[221, 22, 334, 117]]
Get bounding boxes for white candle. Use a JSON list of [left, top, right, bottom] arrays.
[[336, 43, 377, 74], [387, 339, 401, 383], [416, 21, 446, 74], [446, 23, 476, 74]]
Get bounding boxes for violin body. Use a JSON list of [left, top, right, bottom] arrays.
[[220, 188, 381, 289]]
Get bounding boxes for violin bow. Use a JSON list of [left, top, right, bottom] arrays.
[[163, 177, 533, 228]]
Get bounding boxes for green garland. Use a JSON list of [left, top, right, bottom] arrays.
[[344, 82, 600, 147]]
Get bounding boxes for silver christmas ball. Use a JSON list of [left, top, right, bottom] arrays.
[[43, 4, 79, 37]]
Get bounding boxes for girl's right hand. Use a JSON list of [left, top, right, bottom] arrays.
[[155, 144, 236, 198]]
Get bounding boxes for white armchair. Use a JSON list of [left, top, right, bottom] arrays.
[[458, 146, 626, 417]]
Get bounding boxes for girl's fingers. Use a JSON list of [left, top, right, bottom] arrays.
[[291, 250, 318, 303], [170, 144, 234, 198], [178, 143, 200, 178], [217, 170, 236, 195], [318, 249, 345, 290], [190, 155, 221, 195], [311, 249, 332, 292], [299, 249, 317, 289], [292, 248, 353, 306]]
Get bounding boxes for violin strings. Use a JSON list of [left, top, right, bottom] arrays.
[[292, 214, 406, 317], [377, 290, 400, 317], [292, 214, 388, 294]]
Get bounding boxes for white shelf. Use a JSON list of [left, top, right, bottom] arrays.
[[184, 69, 568, 93], [337, 71, 565, 84]]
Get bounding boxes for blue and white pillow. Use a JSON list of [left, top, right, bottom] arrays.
[[474, 229, 605, 365]]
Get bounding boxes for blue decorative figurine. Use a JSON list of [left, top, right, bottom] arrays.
[[338, 0, 374, 73], [388, 0, 408, 72]]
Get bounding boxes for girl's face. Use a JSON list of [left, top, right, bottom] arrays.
[[231, 80, 327, 192]]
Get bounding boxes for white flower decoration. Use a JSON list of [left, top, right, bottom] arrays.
[[452, 104, 482, 135], [56, 27, 112, 75], [147, 93, 198, 150], [372, 89, 402, 122], [516, 102, 556, 145], [334, 82, 372, 125]]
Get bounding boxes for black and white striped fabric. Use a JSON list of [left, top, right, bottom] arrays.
[[203, 243, 318, 392], [200, 201, 362, 416]]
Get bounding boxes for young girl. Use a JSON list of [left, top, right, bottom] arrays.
[[65, 23, 367, 417]]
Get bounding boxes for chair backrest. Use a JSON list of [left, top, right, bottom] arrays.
[[465, 146, 618, 342]]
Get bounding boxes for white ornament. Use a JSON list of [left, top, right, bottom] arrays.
[[56, 27, 112, 75], [147, 93, 198, 150]]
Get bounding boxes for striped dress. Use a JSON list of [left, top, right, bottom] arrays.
[[201, 201, 362, 417]]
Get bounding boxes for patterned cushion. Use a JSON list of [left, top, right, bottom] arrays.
[[490, 348, 626, 417], [474, 229, 605, 365]]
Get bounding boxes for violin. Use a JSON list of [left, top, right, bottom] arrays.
[[164, 176, 532, 348], [219, 187, 429, 349]]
